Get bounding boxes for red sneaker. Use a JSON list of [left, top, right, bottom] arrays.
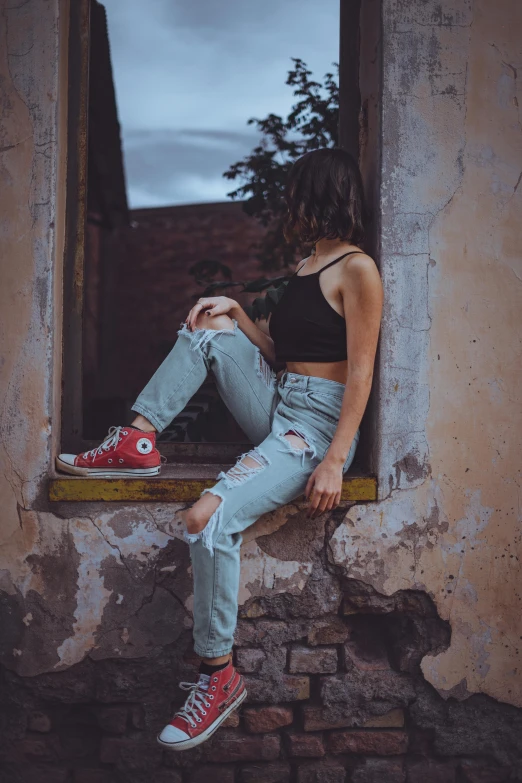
[[158, 660, 247, 751], [56, 426, 161, 477]]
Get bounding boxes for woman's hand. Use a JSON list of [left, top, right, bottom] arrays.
[[185, 296, 238, 331], [305, 457, 344, 518]]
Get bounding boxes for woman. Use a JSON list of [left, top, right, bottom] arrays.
[[57, 147, 383, 751]]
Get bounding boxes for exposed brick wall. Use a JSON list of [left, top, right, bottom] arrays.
[[84, 201, 273, 439], [97, 202, 268, 403], [2, 570, 520, 783]]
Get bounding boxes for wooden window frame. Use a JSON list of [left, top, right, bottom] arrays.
[[60, 0, 369, 469]]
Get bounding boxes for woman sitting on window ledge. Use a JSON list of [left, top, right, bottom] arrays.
[[57, 147, 383, 752]]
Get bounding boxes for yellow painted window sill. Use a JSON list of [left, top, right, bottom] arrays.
[[48, 465, 377, 503]]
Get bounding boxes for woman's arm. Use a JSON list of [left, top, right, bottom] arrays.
[[305, 255, 383, 516], [185, 296, 276, 365], [229, 303, 276, 365]]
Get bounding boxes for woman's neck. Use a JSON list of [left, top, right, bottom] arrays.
[[312, 238, 357, 264]]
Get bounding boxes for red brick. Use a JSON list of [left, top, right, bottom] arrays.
[[244, 675, 310, 703], [96, 705, 128, 734], [407, 760, 456, 783], [287, 732, 325, 758], [256, 620, 305, 640], [352, 758, 405, 783], [240, 763, 291, 783], [190, 766, 234, 783], [27, 710, 52, 733], [302, 706, 404, 732], [460, 762, 511, 783], [327, 730, 408, 755], [308, 619, 350, 646], [202, 730, 281, 763], [289, 647, 338, 675], [237, 648, 267, 673], [363, 709, 404, 728], [302, 706, 352, 732], [244, 706, 294, 733], [296, 762, 346, 783], [222, 709, 240, 728]]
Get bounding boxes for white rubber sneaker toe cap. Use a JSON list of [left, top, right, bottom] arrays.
[[158, 724, 190, 744], [58, 454, 77, 466]]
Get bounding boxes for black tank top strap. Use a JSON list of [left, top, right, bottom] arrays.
[[293, 250, 360, 277], [293, 259, 308, 276], [316, 250, 360, 274]]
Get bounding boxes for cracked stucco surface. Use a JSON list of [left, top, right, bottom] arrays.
[[0, 0, 521, 712], [2, 504, 318, 676], [0, 1, 66, 565], [330, 0, 522, 706]]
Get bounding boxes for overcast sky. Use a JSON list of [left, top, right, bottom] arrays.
[[102, 0, 340, 208]]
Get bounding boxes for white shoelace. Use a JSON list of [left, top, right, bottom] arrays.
[[83, 426, 125, 460], [175, 680, 212, 729]]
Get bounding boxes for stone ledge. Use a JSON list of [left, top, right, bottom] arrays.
[[48, 466, 377, 503]]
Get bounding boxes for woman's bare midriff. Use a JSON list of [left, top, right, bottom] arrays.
[[280, 360, 348, 385]]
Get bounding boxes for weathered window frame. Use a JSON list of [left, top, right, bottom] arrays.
[[61, 0, 89, 457], [60, 0, 375, 474]]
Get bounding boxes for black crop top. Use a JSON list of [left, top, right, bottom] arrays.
[[269, 251, 359, 363]]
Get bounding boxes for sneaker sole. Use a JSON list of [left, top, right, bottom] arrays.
[[55, 457, 160, 478], [157, 687, 247, 751]]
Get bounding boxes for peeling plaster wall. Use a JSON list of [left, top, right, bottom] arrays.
[[0, 0, 521, 735], [331, 0, 522, 706], [0, 1, 327, 683], [0, 2, 67, 576], [5, 503, 322, 676]]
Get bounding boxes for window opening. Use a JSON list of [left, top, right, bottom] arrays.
[[62, 0, 373, 479]]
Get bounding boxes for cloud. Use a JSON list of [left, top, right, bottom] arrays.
[[123, 127, 262, 207], [102, 0, 339, 207]]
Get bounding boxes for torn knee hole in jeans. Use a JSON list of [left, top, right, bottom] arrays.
[[177, 320, 237, 352], [277, 429, 317, 464], [183, 489, 225, 556], [218, 447, 270, 489]]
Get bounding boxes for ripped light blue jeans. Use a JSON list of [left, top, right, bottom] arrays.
[[132, 320, 359, 657]]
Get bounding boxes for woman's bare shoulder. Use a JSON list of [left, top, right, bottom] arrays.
[[340, 251, 383, 298], [294, 254, 312, 273], [342, 249, 376, 269]]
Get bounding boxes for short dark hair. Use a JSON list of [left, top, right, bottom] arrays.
[[283, 148, 365, 246]]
